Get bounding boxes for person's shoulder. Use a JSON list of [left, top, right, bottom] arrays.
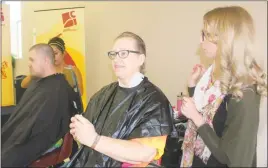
[[242, 85, 260, 99], [230, 85, 259, 104], [228, 85, 261, 116], [70, 65, 79, 72], [98, 82, 118, 94], [49, 74, 71, 91], [65, 64, 74, 69], [142, 77, 170, 103], [68, 65, 80, 73], [63, 65, 78, 73], [90, 82, 118, 101]]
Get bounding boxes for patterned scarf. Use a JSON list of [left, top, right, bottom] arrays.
[[180, 65, 226, 167]]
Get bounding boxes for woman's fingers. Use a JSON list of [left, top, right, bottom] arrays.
[[70, 128, 76, 135], [75, 115, 89, 124]]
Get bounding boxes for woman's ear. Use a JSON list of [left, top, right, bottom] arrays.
[[139, 54, 146, 66]]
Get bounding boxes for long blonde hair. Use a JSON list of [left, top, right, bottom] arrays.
[[203, 6, 267, 99]]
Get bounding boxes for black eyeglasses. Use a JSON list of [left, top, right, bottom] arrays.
[[201, 30, 217, 44], [107, 50, 141, 60]]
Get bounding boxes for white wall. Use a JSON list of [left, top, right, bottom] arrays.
[[18, 1, 267, 105], [17, 1, 267, 166]]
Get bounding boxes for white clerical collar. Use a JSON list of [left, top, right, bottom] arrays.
[[118, 72, 144, 88]]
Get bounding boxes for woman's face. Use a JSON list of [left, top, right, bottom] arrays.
[[200, 30, 218, 59], [109, 37, 145, 80], [51, 45, 65, 66]]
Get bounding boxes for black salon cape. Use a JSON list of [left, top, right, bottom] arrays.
[[73, 77, 175, 167], [1, 74, 77, 167]]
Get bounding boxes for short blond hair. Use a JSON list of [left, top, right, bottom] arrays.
[[29, 43, 55, 64]]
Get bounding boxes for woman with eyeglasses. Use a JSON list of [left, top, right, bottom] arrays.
[[69, 32, 175, 167], [180, 6, 267, 167]]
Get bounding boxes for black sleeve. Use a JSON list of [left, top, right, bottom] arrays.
[[197, 89, 260, 167], [188, 87, 195, 97]]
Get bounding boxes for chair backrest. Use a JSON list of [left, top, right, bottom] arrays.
[[161, 116, 187, 167], [15, 75, 27, 104], [29, 133, 73, 167]]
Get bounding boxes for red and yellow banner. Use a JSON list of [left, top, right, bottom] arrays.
[[1, 4, 15, 106], [33, 7, 87, 107]]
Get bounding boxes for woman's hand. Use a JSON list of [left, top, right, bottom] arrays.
[[70, 115, 98, 147], [181, 97, 204, 127], [188, 64, 206, 87]]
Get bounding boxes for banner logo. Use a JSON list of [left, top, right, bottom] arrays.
[[62, 11, 77, 28]]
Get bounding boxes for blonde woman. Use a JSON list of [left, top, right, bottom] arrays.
[[180, 6, 267, 167]]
